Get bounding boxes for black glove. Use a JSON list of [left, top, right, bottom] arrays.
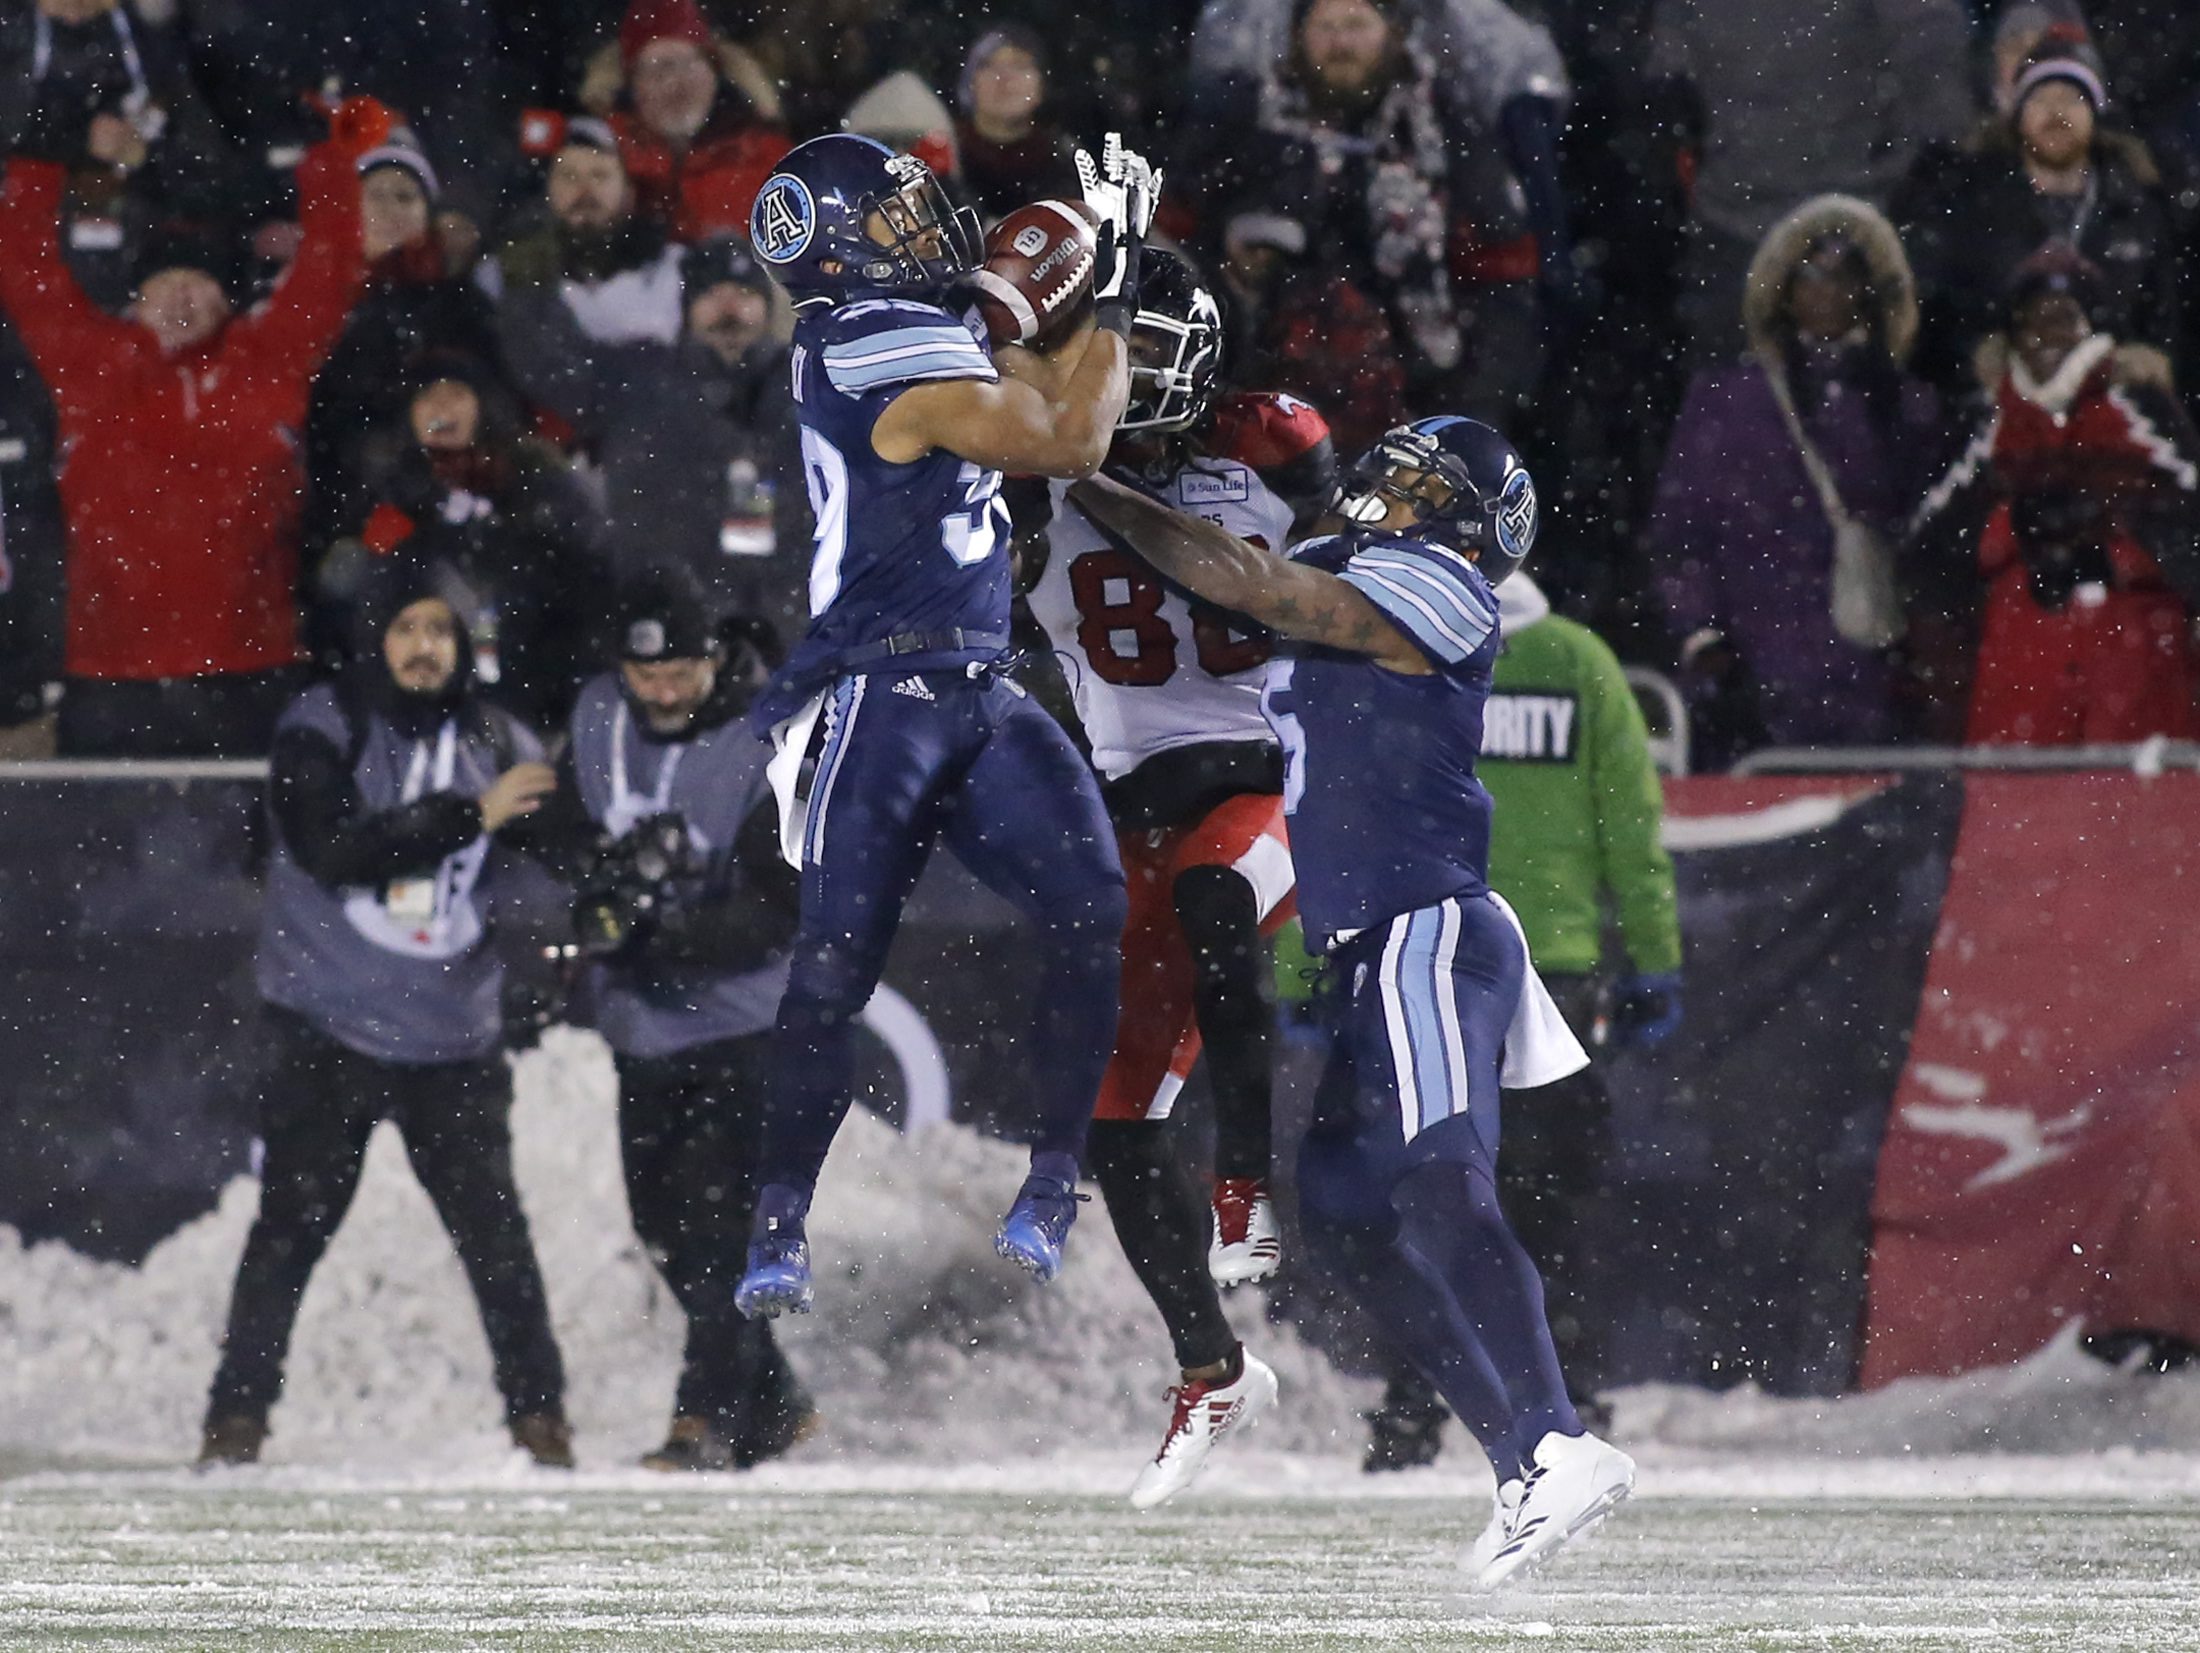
[[2009, 486, 2113, 610]]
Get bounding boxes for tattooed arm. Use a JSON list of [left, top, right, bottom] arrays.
[[1067, 473, 1434, 675]]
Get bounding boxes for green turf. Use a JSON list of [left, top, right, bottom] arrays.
[[4, 1482, 2193, 1651]]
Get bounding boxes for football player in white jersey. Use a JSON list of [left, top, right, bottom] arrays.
[[1020, 248, 1335, 1505]]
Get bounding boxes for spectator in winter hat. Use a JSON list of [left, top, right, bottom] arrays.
[[1987, 1, 2090, 118], [842, 69, 962, 186], [679, 231, 780, 367], [321, 349, 606, 732], [1907, 243, 2200, 745], [596, 0, 788, 241], [0, 95, 387, 757], [520, 564, 814, 1473], [200, 549, 573, 1471], [952, 25, 1075, 221], [496, 230, 811, 646], [1176, 0, 1544, 427], [305, 133, 505, 617], [124, 217, 243, 348], [481, 116, 688, 347], [1895, 26, 2180, 398]]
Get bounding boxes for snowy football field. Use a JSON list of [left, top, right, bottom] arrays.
[[9, 1031, 2200, 1648], [9, 1468, 2200, 1650]]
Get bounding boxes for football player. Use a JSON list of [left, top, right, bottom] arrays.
[[733, 133, 1157, 1318], [1021, 248, 1333, 1503], [1068, 418, 1636, 1587]]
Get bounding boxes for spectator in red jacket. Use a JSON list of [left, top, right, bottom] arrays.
[[1908, 245, 2200, 744], [0, 98, 384, 756], [608, 0, 787, 243]]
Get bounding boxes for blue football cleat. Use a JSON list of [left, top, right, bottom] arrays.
[[736, 1188, 815, 1319], [994, 1171, 1087, 1283]]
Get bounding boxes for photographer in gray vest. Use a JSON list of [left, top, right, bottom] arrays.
[[200, 557, 572, 1469], [539, 569, 811, 1471]]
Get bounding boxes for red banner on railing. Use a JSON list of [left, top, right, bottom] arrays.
[[1862, 774, 2200, 1385]]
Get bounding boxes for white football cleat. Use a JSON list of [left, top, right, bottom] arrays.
[[1128, 1350, 1279, 1510], [1465, 1477, 1525, 1576], [1209, 1177, 1283, 1287], [1473, 1430, 1635, 1591]]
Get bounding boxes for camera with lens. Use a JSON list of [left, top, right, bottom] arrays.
[[572, 813, 696, 959]]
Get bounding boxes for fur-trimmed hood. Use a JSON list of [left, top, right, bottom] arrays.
[[1742, 194, 1920, 367], [1972, 332, 2175, 405]]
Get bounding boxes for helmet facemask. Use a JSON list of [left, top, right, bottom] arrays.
[[1120, 288, 1224, 433], [853, 155, 983, 290], [1335, 427, 1475, 543]]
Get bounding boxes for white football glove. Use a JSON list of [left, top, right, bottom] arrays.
[[1076, 133, 1161, 305]]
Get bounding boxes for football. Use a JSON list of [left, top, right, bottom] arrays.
[[969, 199, 1098, 351]]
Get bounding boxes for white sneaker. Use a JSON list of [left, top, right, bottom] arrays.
[[1128, 1350, 1279, 1509], [1209, 1177, 1283, 1287], [1465, 1477, 1524, 1576], [1473, 1430, 1635, 1591]]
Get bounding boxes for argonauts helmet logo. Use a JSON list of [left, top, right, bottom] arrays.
[[1495, 461, 1538, 561], [752, 175, 816, 264]]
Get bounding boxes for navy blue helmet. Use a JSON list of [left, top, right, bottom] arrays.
[[1335, 416, 1539, 585], [748, 134, 982, 305]]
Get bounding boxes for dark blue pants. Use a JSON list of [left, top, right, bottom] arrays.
[[760, 666, 1126, 1196], [1296, 894, 1581, 1483]]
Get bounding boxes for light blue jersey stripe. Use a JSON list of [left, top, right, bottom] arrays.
[[1380, 906, 1444, 1141], [1354, 549, 1496, 631], [823, 328, 992, 392], [823, 325, 981, 364], [803, 676, 868, 867], [1350, 552, 1495, 653], [1375, 899, 1477, 1142], [1341, 567, 1483, 664], [826, 351, 998, 393]]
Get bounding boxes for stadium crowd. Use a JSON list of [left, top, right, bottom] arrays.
[[1, 0, 2198, 763]]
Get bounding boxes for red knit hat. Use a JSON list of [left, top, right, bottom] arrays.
[[620, 0, 714, 74]]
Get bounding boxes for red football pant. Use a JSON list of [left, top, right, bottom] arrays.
[[1094, 791, 1296, 1123]]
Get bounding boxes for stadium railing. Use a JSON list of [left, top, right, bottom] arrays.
[[1731, 739, 2200, 776]]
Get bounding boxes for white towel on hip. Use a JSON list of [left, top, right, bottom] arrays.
[[763, 691, 827, 869], [1489, 890, 1591, 1089]]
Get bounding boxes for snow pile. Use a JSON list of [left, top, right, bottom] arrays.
[[1611, 1327, 2200, 1498], [7, 1024, 2200, 1487], [0, 1028, 1372, 1472]]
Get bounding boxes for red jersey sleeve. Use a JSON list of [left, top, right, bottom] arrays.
[[1209, 391, 1339, 534]]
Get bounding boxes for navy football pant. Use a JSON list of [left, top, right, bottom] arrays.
[[1296, 894, 1581, 1483], [761, 667, 1126, 1198]]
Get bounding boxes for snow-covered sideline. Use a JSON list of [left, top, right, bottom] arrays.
[[4, 1027, 2199, 1499]]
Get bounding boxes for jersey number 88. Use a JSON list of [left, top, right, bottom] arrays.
[[1067, 546, 1271, 686]]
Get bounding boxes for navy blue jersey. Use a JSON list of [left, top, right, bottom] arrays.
[[1261, 532, 1502, 953], [765, 296, 1014, 720]]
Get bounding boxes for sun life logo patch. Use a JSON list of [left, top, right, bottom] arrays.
[[753, 175, 815, 265], [1495, 460, 1537, 561]]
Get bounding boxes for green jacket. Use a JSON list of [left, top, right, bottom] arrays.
[[1482, 578, 1681, 978]]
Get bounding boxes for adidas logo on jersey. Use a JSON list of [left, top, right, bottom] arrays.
[[892, 676, 936, 701]]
